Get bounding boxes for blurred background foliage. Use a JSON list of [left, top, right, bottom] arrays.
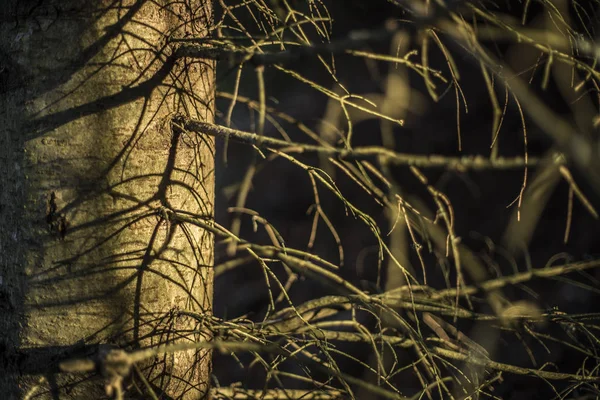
[[206, 1, 600, 398]]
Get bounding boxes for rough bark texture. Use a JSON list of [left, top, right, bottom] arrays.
[[0, 1, 214, 398]]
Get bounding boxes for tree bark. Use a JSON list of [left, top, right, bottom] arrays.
[[0, 1, 214, 398]]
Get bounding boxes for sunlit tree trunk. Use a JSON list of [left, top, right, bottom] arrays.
[[0, 1, 214, 398]]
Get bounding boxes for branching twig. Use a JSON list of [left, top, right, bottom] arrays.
[[178, 118, 541, 170]]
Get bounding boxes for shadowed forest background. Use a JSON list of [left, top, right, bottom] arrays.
[[211, 1, 600, 399]]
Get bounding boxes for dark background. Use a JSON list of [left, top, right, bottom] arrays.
[[211, 1, 600, 398]]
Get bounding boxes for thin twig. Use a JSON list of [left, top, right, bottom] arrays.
[[178, 119, 541, 170]]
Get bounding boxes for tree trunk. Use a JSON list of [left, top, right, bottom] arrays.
[[0, 1, 214, 398]]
